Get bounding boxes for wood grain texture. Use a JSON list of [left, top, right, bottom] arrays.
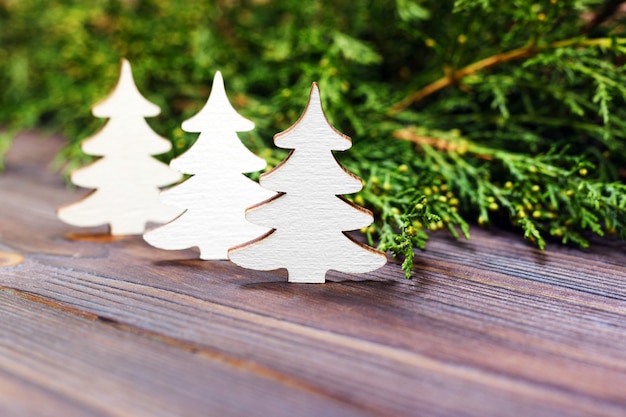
[[0, 290, 366, 417], [143, 71, 273, 260], [229, 83, 387, 283], [1, 131, 625, 417], [57, 59, 182, 235]]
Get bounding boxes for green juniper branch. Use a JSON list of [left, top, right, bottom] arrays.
[[1, 0, 625, 278], [390, 36, 626, 114]]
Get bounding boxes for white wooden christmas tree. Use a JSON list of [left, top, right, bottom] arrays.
[[57, 59, 182, 235], [229, 83, 387, 283], [143, 71, 273, 259]]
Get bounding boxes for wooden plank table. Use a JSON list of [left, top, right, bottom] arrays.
[[0, 131, 625, 417]]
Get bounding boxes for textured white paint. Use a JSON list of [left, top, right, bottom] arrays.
[[143, 71, 273, 260], [229, 83, 387, 283], [57, 59, 182, 235]]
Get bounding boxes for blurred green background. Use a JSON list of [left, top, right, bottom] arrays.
[[1, 0, 625, 273], [1, 0, 418, 167]]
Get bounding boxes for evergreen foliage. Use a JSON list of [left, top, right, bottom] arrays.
[[1, 0, 625, 277]]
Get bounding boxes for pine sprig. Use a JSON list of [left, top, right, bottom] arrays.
[[393, 126, 625, 252], [1, 0, 625, 279]]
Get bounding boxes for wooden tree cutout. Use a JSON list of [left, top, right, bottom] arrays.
[[143, 71, 273, 260], [58, 59, 182, 235], [229, 83, 387, 283]]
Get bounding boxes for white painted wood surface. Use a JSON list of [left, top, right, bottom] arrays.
[[143, 71, 273, 260], [229, 83, 387, 283], [57, 59, 182, 235]]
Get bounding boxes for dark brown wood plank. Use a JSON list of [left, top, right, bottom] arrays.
[[0, 289, 367, 417], [1, 131, 625, 416]]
